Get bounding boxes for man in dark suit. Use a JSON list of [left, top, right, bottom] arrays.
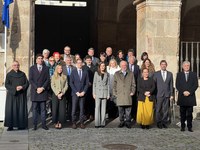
[[176, 61, 198, 132], [87, 48, 100, 66], [154, 60, 174, 129], [62, 56, 75, 121], [29, 54, 50, 130], [83, 55, 97, 120], [105, 47, 115, 64], [128, 56, 140, 120], [70, 58, 89, 129]]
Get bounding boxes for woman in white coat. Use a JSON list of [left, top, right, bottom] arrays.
[[93, 62, 110, 128], [107, 59, 120, 102]]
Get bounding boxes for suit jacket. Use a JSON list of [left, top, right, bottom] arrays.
[[29, 64, 50, 102], [70, 68, 89, 96], [93, 72, 110, 98], [154, 70, 173, 98], [128, 63, 140, 81], [51, 74, 68, 95], [113, 70, 136, 106], [92, 57, 100, 66], [176, 71, 198, 106], [62, 65, 75, 82], [82, 64, 97, 84], [137, 77, 156, 102]]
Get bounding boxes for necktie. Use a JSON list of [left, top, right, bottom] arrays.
[[162, 71, 165, 81], [185, 72, 189, 82], [67, 67, 71, 75], [130, 64, 132, 72], [38, 66, 42, 73], [79, 70, 82, 80]]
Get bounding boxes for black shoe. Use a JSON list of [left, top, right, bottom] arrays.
[[101, 125, 105, 128], [7, 127, 13, 131], [157, 124, 162, 129], [118, 122, 125, 128], [141, 125, 145, 129], [180, 128, 185, 132], [18, 127, 26, 130], [42, 126, 49, 130], [33, 125, 37, 131], [126, 124, 131, 129], [146, 125, 150, 129], [95, 126, 100, 128], [162, 124, 168, 129], [188, 128, 193, 132]]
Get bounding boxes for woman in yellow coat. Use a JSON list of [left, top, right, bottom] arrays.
[[137, 68, 155, 129], [51, 65, 68, 129]]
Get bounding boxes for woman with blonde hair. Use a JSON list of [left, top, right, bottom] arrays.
[[106, 59, 120, 117], [141, 58, 155, 77], [107, 59, 120, 99], [51, 64, 68, 129]]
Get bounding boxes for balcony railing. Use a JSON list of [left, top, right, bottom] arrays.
[[180, 41, 200, 78]]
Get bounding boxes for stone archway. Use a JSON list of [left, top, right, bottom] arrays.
[[180, 1, 200, 77], [117, 4, 137, 54], [181, 5, 200, 41]]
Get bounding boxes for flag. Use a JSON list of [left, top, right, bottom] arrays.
[[2, 0, 13, 28]]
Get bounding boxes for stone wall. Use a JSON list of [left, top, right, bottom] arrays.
[[0, 0, 32, 86], [136, 0, 181, 72], [135, 0, 200, 118]]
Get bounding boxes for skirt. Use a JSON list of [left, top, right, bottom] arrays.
[[136, 97, 154, 125]]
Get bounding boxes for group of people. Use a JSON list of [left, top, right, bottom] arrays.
[[4, 46, 199, 132]]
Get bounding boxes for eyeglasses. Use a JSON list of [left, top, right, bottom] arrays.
[[49, 60, 55, 62], [13, 64, 20, 66]]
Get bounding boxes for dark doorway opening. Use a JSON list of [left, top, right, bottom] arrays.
[[35, 4, 90, 57]]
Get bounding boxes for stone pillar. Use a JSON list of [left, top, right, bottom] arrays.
[[0, 0, 33, 85], [134, 0, 182, 74]]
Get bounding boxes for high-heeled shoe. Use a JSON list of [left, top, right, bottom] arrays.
[[54, 123, 59, 129], [58, 123, 62, 129]]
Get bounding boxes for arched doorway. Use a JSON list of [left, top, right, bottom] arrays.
[[117, 4, 137, 55], [96, 0, 137, 55], [34, 0, 137, 58], [34, 1, 93, 58], [180, 0, 200, 77]]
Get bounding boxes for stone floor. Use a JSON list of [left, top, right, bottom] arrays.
[[1, 119, 200, 150]]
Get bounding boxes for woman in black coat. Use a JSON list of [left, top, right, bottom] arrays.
[[137, 68, 155, 129]]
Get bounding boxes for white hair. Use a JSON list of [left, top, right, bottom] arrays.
[[182, 61, 190, 66], [42, 49, 50, 55]]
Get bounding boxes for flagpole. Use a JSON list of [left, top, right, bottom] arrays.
[[4, 25, 7, 85]]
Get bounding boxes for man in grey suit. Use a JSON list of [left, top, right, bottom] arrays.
[[154, 60, 174, 129], [62, 56, 75, 121], [87, 47, 99, 66]]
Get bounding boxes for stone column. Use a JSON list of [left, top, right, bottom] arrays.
[[0, 0, 33, 85], [134, 0, 182, 74]]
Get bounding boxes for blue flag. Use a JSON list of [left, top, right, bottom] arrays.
[[2, 0, 13, 28]]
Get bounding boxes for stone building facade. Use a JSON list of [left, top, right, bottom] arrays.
[[0, 0, 200, 115]]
